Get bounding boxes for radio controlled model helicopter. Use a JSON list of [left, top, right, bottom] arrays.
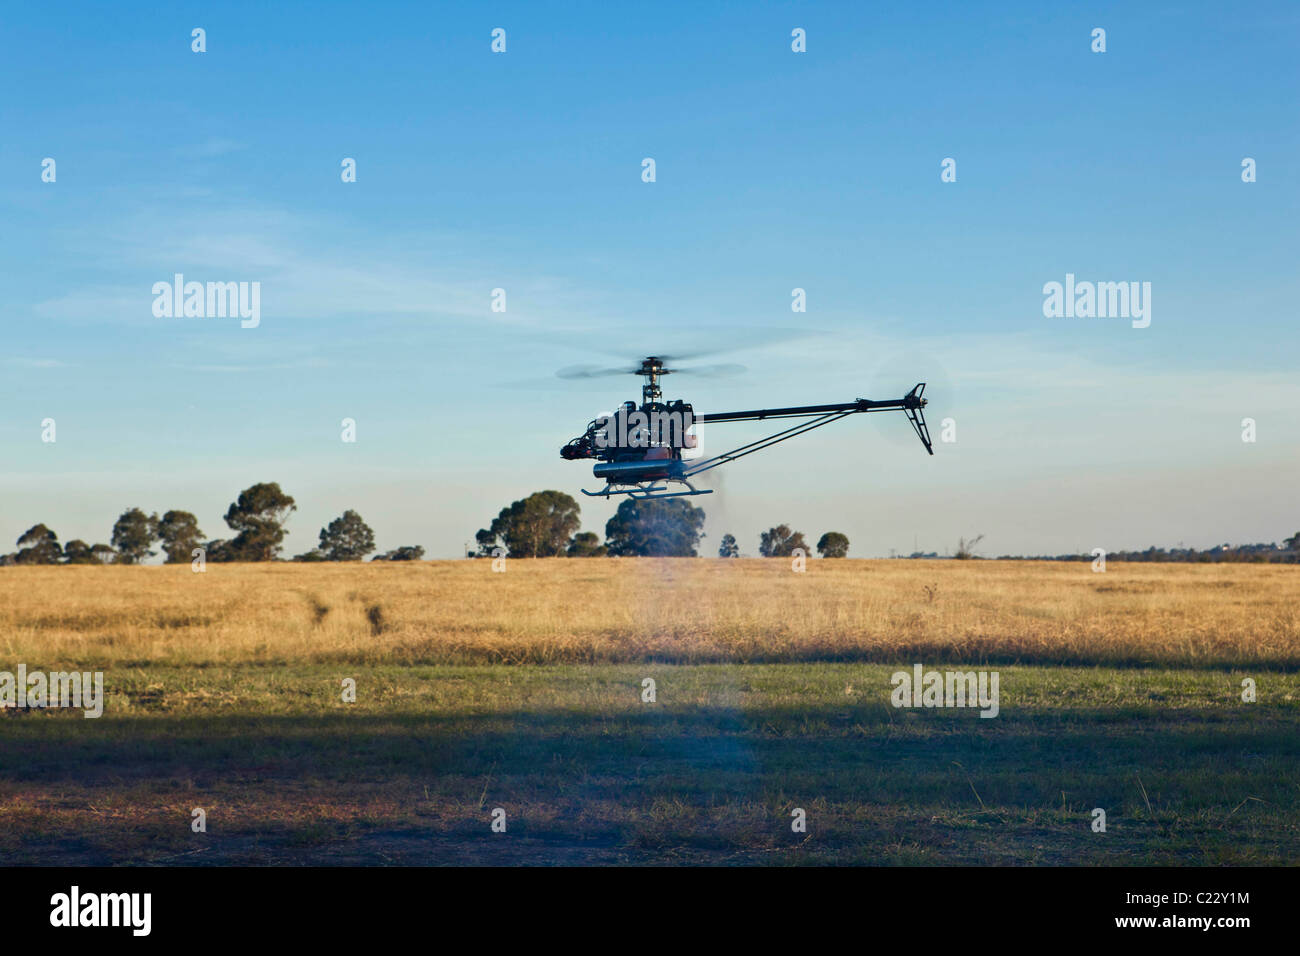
[[560, 355, 932, 500]]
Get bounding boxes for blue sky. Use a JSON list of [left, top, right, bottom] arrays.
[[2, 1, 1297, 559]]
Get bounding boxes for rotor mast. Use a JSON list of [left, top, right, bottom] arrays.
[[637, 356, 671, 405]]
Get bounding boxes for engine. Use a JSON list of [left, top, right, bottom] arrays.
[[560, 399, 696, 462]]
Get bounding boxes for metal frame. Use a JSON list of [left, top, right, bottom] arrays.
[[686, 383, 932, 476], [684, 410, 855, 478], [580, 478, 713, 500]]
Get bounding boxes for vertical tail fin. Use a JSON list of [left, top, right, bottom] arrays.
[[904, 383, 933, 455]]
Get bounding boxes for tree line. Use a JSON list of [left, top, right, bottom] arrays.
[[0, 482, 424, 565], [991, 537, 1300, 564], [472, 490, 850, 559]]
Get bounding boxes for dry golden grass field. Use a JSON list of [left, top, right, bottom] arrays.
[[2, 559, 1298, 866], [3, 558, 1298, 668]]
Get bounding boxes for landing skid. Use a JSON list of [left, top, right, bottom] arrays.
[[581, 479, 714, 500]]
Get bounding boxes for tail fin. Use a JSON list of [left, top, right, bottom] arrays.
[[904, 383, 933, 455]]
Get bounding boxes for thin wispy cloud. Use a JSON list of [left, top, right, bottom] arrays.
[[26, 203, 593, 330], [4, 357, 69, 368]]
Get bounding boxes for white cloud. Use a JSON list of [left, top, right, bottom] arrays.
[[26, 203, 587, 330], [3, 357, 68, 368]]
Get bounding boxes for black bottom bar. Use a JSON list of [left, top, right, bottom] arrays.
[[0, 865, 1280, 942]]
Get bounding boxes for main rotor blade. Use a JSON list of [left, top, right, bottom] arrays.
[[672, 363, 746, 377], [555, 361, 746, 380], [555, 363, 639, 379]]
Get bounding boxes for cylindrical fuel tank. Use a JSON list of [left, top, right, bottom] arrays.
[[592, 459, 685, 483]]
